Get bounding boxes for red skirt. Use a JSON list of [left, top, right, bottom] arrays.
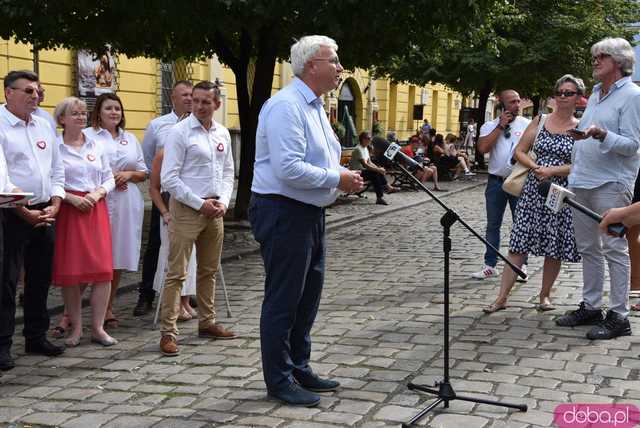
[[53, 190, 113, 286]]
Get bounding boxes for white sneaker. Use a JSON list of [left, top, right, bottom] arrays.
[[471, 265, 498, 279], [516, 264, 528, 283], [464, 170, 476, 176]]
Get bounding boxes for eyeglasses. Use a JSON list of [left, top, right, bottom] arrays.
[[554, 90, 578, 98], [10, 86, 37, 95], [312, 57, 341, 65], [504, 124, 511, 139], [69, 111, 88, 117], [592, 53, 611, 63]]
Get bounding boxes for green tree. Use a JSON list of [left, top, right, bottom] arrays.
[[0, 0, 490, 218], [376, 0, 640, 138]]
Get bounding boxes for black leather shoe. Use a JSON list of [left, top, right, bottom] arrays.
[[268, 383, 320, 407], [586, 310, 632, 340], [294, 371, 340, 392], [555, 302, 604, 327], [0, 348, 15, 371], [133, 295, 154, 316], [25, 339, 65, 356]]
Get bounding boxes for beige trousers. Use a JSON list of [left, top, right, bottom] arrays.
[[160, 199, 224, 337]]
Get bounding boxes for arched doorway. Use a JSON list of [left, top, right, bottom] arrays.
[[337, 78, 362, 147]]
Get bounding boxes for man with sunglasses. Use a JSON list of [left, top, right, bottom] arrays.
[[0, 70, 66, 371], [557, 37, 640, 340], [471, 89, 531, 280]]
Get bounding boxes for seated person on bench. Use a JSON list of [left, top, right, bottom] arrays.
[[430, 133, 474, 179], [349, 132, 397, 205], [401, 135, 446, 191]]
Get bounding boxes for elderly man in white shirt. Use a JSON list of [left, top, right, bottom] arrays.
[[0, 70, 66, 371], [159, 80, 236, 356], [134, 80, 193, 317]]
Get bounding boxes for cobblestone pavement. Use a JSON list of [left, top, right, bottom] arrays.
[[3, 176, 640, 427]]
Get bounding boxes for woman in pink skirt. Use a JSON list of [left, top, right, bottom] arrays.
[[52, 97, 117, 347]]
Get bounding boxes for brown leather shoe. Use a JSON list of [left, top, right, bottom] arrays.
[[160, 335, 179, 356], [198, 323, 238, 340]]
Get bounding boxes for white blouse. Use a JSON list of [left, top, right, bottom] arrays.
[[57, 135, 115, 193]]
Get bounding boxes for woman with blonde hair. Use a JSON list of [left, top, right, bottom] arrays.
[[52, 97, 116, 346]]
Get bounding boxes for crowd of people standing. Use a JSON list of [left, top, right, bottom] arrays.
[[0, 33, 638, 411]]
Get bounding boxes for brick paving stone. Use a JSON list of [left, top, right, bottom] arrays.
[[90, 391, 136, 404], [517, 377, 561, 389], [495, 383, 531, 397], [570, 393, 614, 403], [272, 406, 322, 420], [101, 359, 147, 371], [190, 410, 237, 423], [0, 397, 35, 407], [0, 407, 31, 423], [218, 366, 258, 378], [338, 390, 388, 402], [234, 400, 277, 414], [509, 409, 554, 426], [21, 411, 76, 426], [134, 394, 168, 406], [102, 415, 162, 428], [333, 399, 377, 414], [529, 388, 569, 402], [366, 370, 410, 382], [593, 365, 631, 379], [17, 386, 61, 398], [314, 411, 363, 425], [164, 373, 211, 384], [61, 413, 117, 428], [105, 404, 153, 414], [431, 414, 490, 428], [192, 398, 238, 411], [519, 357, 565, 370], [237, 415, 286, 427], [373, 405, 422, 422], [149, 407, 196, 417], [32, 400, 73, 412], [151, 419, 209, 428]]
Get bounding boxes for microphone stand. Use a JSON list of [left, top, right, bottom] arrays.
[[390, 163, 528, 427]]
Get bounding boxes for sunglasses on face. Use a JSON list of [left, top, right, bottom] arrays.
[[554, 90, 577, 98], [504, 124, 511, 139], [10, 86, 37, 95]]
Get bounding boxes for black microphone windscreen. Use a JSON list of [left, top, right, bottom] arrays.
[[372, 136, 390, 152], [537, 181, 551, 197]]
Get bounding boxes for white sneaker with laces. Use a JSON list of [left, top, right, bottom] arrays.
[[471, 265, 498, 279], [464, 170, 476, 176], [516, 264, 528, 282]]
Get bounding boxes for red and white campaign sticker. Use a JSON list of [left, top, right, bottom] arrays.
[[514, 131, 522, 137], [119, 139, 128, 146], [36, 140, 46, 150], [87, 154, 96, 162], [216, 143, 224, 152]]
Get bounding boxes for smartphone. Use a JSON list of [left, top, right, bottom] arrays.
[[568, 128, 586, 138]]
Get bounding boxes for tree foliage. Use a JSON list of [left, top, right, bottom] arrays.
[[1, 0, 493, 217]]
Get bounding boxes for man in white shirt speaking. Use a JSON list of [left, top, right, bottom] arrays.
[[249, 35, 363, 407], [471, 90, 531, 280], [0, 70, 66, 371], [159, 80, 237, 356]]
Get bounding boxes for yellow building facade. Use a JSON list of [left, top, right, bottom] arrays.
[[1, 39, 463, 143]]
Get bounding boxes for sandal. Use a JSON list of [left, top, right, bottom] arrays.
[[483, 303, 507, 314], [51, 326, 67, 339], [631, 303, 640, 311], [104, 318, 119, 329], [535, 302, 556, 312]]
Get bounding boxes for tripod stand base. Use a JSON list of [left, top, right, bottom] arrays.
[[402, 381, 527, 427]]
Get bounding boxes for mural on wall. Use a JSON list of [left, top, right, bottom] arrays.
[[77, 48, 117, 96]]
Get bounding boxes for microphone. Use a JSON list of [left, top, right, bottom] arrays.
[[372, 137, 424, 170], [537, 181, 626, 237]]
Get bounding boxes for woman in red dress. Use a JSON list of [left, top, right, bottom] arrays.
[[52, 97, 116, 347]]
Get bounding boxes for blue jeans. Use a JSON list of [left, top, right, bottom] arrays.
[[484, 176, 520, 267], [248, 194, 325, 393]]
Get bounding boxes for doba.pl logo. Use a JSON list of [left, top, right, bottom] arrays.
[[554, 404, 639, 427]]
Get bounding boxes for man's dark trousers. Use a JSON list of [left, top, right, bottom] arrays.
[[0, 209, 54, 350], [248, 194, 325, 393], [139, 202, 161, 302]]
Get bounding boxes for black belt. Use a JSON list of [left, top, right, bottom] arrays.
[[29, 201, 51, 210], [252, 192, 316, 209], [488, 174, 505, 182]]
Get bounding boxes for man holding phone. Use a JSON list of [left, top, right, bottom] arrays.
[[471, 89, 531, 280], [557, 37, 640, 340]]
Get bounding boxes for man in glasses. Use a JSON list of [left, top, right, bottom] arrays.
[[471, 89, 531, 280], [0, 70, 66, 371], [250, 35, 363, 407], [557, 37, 640, 340]]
